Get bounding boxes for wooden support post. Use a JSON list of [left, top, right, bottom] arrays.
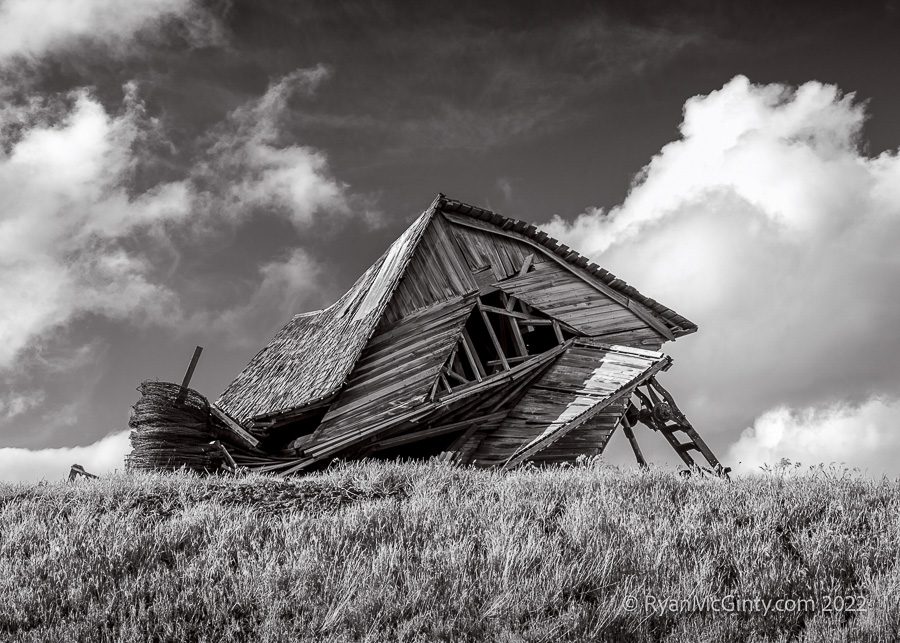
[[620, 414, 647, 468], [498, 294, 528, 357], [552, 320, 565, 344], [176, 345, 203, 403], [460, 332, 485, 381], [478, 302, 509, 370]]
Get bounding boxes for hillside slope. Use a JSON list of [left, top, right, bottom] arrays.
[[1, 462, 898, 642]]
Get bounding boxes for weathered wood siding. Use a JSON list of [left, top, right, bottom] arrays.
[[315, 295, 476, 444], [445, 217, 544, 279], [529, 401, 625, 464], [469, 343, 667, 466], [382, 215, 477, 325], [495, 261, 665, 345]]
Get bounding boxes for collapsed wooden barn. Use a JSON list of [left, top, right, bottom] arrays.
[[127, 194, 728, 475]]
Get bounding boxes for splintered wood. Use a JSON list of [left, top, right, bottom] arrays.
[[128, 195, 726, 476]]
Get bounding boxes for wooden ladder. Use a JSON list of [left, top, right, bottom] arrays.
[[628, 376, 730, 478]]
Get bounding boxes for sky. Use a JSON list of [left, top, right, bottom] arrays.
[[1, 0, 899, 481]]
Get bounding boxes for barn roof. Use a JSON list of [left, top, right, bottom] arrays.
[[215, 194, 696, 425]]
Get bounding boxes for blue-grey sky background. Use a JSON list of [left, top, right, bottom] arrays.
[[2, 0, 900, 480]]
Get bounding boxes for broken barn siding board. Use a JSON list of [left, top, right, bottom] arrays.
[[494, 260, 668, 344], [470, 343, 668, 466], [313, 295, 476, 444], [501, 348, 671, 469], [210, 405, 261, 449], [443, 211, 679, 341]]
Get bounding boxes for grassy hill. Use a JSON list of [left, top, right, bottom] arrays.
[[1, 461, 898, 642]]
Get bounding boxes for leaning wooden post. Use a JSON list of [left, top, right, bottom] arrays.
[[620, 409, 648, 468], [176, 346, 203, 403]]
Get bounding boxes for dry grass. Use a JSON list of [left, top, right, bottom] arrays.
[[1, 461, 898, 642]]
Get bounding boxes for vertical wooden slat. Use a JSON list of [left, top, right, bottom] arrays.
[[552, 320, 565, 344], [461, 329, 486, 380], [478, 303, 509, 370], [176, 346, 203, 403]]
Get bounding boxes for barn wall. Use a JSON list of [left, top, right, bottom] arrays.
[[446, 219, 545, 280], [468, 343, 664, 466], [382, 215, 477, 326], [315, 295, 476, 444], [495, 260, 665, 348]]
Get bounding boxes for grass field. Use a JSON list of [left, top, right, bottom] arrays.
[[1, 461, 898, 642]]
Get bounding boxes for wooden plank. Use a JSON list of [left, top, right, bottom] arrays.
[[552, 320, 565, 344], [372, 411, 508, 450], [460, 331, 485, 381], [445, 213, 676, 340], [210, 404, 261, 449], [478, 302, 509, 370], [176, 345, 203, 402], [518, 253, 534, 277]]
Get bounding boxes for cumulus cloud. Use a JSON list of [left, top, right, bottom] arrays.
[[196, 66, 353, 228], [0, 87, 190, 370], [545, 75, 900, 474], [0, 64, 359, 372], [0, 430, 129, 482], [0, 0, 221, 62], [728, 398, 900, 476]]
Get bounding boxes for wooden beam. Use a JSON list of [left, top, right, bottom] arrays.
[[517, 253, 534, 277], [478, 302, 509, 370], [620, 414, 647, 468], [459, 333, 484, 381], [371, 411, 509, 451], [552, 320, 565, 344], [498, 293, 528, 357], [444, 212, 677, 341], [444, 368, 468, 385], [478, 303, 540, 322], [176, 345, 203, 402], [486, 355, 529, 367], [210, 404, 261, 449]]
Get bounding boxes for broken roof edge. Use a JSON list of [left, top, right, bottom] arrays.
[[217, 194, 445, 426], [436, 194, 698, 338]]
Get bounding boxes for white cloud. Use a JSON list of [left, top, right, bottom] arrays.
[[728, 398, 900, 476], [0, 390, 45, 420], [0, 87, 190, 370], [544, 75, 900, 475], [0, 66, 360, 373], [0, 430, 130, 482], [0, 0, 221, 62], [198, 66, 352, 228]]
